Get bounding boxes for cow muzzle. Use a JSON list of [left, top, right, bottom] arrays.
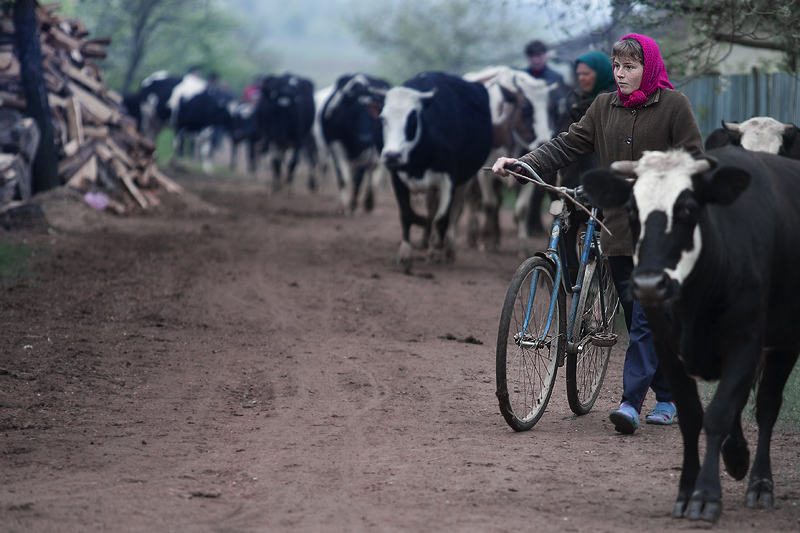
[[382, 151, 403, 167], [630, 270, 675, 305]]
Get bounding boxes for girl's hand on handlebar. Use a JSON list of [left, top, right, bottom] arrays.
[[492, 157, 519, 177]]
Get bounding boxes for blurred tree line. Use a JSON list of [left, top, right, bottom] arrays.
[[62, 0, 278, 95]]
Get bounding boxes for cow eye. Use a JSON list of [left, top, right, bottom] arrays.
[[676, 201, 698, 220], [405, 112, 418, 141]]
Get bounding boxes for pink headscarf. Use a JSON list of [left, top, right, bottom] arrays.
[[617, 33, 673, 108]]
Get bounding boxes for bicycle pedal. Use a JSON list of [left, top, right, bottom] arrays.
[[590, 332, 617, 348]]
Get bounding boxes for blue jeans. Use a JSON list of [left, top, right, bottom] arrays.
[[607, 256, 672, 412]]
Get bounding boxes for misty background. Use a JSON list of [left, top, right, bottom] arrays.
[[59, 0, 610, 96]]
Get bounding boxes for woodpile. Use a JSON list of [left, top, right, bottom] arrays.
[[0, 2, 182, 214]]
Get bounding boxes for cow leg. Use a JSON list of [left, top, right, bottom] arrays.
[[285, 145, 301, 186], [464, 176, 482, 248], [389, 171, 426, 272], [329, 142, 354, 214], [304, 137, 318, 192], [720, 408, 750, 481], [644, 308, 704, 519], [474, 171, 502, 251], [267, 145, 283, 191], [197, 126, 214, 174], [746, 348, 800, 509], [687, 336, 763, 522], [427, 173, 455, 263], [362, 166, 375, 213]]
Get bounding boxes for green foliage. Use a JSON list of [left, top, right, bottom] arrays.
[[0, 240, 36, 282], [345, 0, 539, 83], [608, 0, 800, 75], [62, 0, 277, 94]]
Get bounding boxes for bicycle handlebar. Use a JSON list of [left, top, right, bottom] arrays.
[[505, 161, 588, 203]]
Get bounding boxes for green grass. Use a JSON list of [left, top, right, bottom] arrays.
[[0, 240, 36, 282], [155, 128, 175, 166], [697, 365, 800, 433]]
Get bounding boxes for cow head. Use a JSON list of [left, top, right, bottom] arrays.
[[508, 71, 556, 150], [379, 86, 436, 167], [581, 150, 751, 304], [723, 117, 794, 154], [323, 73, 389, 146]]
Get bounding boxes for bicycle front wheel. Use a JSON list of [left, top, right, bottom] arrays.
[[496, 256, 566, 431], [566, 255, 619, 415]]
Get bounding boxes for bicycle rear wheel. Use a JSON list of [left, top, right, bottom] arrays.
[[496, 256, 566, 431], [566, 255, 619, 415]]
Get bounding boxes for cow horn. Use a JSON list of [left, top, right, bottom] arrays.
[[324, 88, 343, 120], [692, 155, 717, 173], [610, 160, 638, 175], [784, 122, 795, 132], [722, 120, 741, 132], [418, 89, 436, 99], [367, 86, 388, 98]]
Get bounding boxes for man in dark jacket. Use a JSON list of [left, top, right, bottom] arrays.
[[524, 40, 566, 86]]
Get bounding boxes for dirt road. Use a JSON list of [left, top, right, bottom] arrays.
[[1, 168, 798, 532]]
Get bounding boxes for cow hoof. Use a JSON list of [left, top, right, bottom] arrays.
[[686, 494, 722, 522], [745, 478, 774, 509], [721, 435, 750, 480], [363, 194, 374, 213], [672, 499, 688, 519]]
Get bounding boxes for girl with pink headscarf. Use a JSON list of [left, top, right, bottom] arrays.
[[493, 34, 704, 435]]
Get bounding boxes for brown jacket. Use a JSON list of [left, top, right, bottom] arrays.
[[519, 88, 704, 256]]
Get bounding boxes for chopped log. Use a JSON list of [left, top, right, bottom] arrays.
[[59, 60, 103, 93], [0, 90, 26, 108], [56, 139, 94, 178], [152, 168, 184, 194], [68, 81, 119, 124], [119, 170, 148, 209], [105, 136, 135, 168], [65, 153, 95, 189], [82, 125, 108, 139], [64, 94, 84, 144]]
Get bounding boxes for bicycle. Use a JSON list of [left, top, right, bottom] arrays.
[[494, 161, 620, 431]]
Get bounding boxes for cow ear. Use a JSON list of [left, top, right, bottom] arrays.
[[697, 166, 751, 205], [782, 123, 798, 143], [580, 168, 633, 209]]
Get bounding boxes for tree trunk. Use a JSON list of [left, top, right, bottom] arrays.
[[14, 0, 60, 193]]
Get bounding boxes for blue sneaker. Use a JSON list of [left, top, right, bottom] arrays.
[[646, 401, 677, 425], [609, 402, 639, 434]]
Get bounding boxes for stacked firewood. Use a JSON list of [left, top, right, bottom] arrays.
[[0, 2, 182, 214]]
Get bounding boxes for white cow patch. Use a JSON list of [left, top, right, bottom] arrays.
[[167, 73, 208, 123], [631, 150, 707, 281], [380, 87, 435, 165], [725, 116, 791, 154]]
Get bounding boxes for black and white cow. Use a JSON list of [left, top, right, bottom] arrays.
[[704, 116, 800, 158], [131, 71, 234, 172], [378, 71, 493, 270], [167, 73, 234, 172], [582, 146, 800, 523], [461, 66, 555, 251], [135, 70, 182, 140], [321, 73, 390, 214], [254, 73, 317, 191]]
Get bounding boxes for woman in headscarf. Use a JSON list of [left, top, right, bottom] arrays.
[[493, 34, 704, 435], [570, 50, 617, 120]]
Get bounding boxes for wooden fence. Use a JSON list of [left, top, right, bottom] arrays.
[[676, 72, 800, 139]]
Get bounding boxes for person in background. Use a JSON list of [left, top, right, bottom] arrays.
[[571, 50, 617, 120], [241, 75, 263, 105], [524, 39, 566, 86], [494, 34, 704, 435], [522, 39, 570, 236]]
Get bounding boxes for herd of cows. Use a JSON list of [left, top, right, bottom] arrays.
[[121, 66, 800, 525]]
